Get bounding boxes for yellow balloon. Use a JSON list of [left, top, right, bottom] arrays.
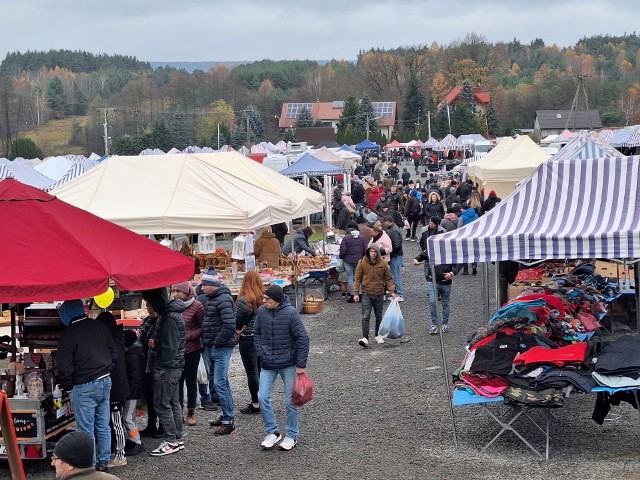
[[94, 287, 115, 308]]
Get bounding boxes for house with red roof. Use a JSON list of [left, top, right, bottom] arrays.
[[278, 100, 397, 139], [436, 86, 490, 116]]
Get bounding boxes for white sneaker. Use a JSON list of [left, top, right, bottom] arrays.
[[358, 337, 369, 348], [396, 296, 404, 302], [278, 436, 297, 451], [261, 432, 282, 449], [150, 441, 180, 457], [374, 335, 385, 344]]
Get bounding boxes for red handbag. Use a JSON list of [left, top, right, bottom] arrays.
[[292, 373, 314, 407]]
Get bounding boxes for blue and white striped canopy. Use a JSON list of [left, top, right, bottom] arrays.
[[427, 156, 640, 264], [551, 130, 621, 162]]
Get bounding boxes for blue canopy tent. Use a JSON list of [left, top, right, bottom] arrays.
[[281, 153, 345, 230], [354, 139, 380, 153], [280, 153, 345, 177], [338, 144, 360, 155]]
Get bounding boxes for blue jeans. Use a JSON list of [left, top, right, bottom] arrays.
[[390, 256, 404, 297], [344, 262, 357, 295], [209, 346, 234, 424], [258, 366, 299, 439], [427, 282, 452, 325], [70, 376, 112, 466], [201, 350, 219, 405]]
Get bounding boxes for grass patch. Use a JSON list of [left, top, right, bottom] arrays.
[[17, 116, 90, 157]]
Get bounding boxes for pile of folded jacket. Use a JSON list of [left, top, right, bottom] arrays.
[[453, 263, 639, 417]]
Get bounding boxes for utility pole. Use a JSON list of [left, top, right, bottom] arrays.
[[366, 112, 370, 140], [217, 123, 220, 150], [416, 107, 421, 135], [427, 111, 432, 139], [97, 107, 117, 156]]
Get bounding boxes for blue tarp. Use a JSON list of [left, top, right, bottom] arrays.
[[280, 153, 345, 177], [354, 139, 380, 152]]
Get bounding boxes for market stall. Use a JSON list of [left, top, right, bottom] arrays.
[[0, 179, 194, 461], [426, 156, 640, 454]]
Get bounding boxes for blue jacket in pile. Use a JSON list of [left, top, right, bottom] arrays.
[[254, 295, 309, 370], [199, 285, 237, 348]]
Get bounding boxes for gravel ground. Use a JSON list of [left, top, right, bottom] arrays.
[[8, 251, 640, 479], [5, 169, 640, 479]]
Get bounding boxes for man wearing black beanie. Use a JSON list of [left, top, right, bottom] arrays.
[[254, 284, 309, 451], [52, 431, 120, 479]]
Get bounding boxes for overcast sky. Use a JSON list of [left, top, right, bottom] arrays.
[[1, 0, 636, 63]]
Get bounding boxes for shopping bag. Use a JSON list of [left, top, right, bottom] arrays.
[[292, 373, 314, 407], [379, 298, 405, 339], [196, 352, 209, 384]]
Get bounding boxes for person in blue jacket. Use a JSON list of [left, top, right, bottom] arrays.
[[457, 204, 479, 275], [254, 285, 309, 452]]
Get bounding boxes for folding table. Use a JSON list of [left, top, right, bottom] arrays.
[[452, 388, 555, 459]]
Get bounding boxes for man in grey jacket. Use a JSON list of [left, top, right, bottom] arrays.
[[254, 285, 309, 451]]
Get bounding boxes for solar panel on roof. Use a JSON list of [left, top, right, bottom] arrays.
[[285, 103, 313, 119], [372, 102, 394, 118]]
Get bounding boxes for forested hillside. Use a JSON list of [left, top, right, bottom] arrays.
[[1, 33, 640, 158]]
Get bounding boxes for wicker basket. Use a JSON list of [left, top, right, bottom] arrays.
[[302, 289, 324, 314]]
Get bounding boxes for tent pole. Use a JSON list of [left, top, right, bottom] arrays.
[[303, 174, 310, 227], [10, 306, 17, 362], [635, 261, 640, 336], [494, 262, 500, 311], [431, 265, 458, 450], [290, 220, 297, 310], [482, 262, 490, 323]]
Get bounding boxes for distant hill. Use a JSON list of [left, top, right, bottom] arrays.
[[149, 61, 251, 72], [149, 59, 342, 72]]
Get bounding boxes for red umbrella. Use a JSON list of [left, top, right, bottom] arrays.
[[0, 179, 195, 302]]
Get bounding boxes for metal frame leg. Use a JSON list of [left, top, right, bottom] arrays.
[[480, 404, 544, 458]]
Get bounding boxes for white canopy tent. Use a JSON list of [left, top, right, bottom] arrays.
[[52, 153, 323, 234], [467, 135, 549, 198]]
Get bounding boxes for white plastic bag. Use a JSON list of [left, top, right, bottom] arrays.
[[196, 352, 209, 384], [378, 299, 405, 339]]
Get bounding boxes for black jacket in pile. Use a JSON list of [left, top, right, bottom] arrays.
[[152, 299, 186, 370], [125, 343, 145, 400], [199, 285, 237, 349], [108, 325, 131, 403], [57, 317, 117, 392]]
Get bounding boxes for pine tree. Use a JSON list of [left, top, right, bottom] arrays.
[[283, 128, 295, 142], [9, 138, 43, 160], [402, 73, 426, 131], [295, 106, 314, 128], [170, 106, 193, 150], [230, 128, 246, 148], [337, 96, 358, 134], [355, 96, 377, 133], [486, 102, 501, 137], [150, 121, 172, 151], [247, 105, 265, 141], [46, 77, 68, 119]]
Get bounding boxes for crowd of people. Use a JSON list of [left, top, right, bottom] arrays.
[[50, 153, 502, 476], [332, 156, 501, 343], [55, 267, 309, 476]]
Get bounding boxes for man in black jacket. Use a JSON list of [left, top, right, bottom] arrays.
[[142, 288, 186, 457], [271, 222, 288, 246], [413, 218, 455, 335], [57, 299, 117, 471], [383, 215, 405, 301], [198, 266, 237, 436]]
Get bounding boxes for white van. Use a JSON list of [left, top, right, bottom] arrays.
[[262, 154, 290, 172]]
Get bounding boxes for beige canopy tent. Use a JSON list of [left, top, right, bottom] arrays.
[[196, 151, 325, 219], [52, 153, 324, 234], [467, 135, 550, 198]]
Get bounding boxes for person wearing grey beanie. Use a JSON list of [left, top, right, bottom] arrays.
[[52, 431, 121, 478]]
